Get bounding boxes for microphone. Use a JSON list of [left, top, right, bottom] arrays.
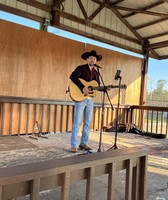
[[94, 64, 102, 69], [114, 70, 121, 80]]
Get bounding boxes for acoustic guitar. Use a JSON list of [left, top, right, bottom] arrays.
[[68, 78, 127, 102]]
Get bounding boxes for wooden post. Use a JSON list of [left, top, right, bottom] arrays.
[[30, 178, 40, 200]]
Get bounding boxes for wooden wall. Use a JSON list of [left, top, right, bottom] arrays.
[[0, 19, 143, 105], [0, 20, 143, 135]]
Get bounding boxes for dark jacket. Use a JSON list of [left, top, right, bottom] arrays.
[[70, 64, 100, 92]]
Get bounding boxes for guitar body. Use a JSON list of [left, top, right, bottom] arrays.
[[69, 78, 98, 101], [68, 78, 126, 102]]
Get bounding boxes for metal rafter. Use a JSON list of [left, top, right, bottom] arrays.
[[91, 0, 143, 41], [108, 5, 168, 18], [134, 18, 168, 30], [58, 23, 143, 55], [122, 1, 165, 18], [77, 0, 88, 19], [144, 40, 168, 49], [60, 11, 140, 44], [0, 3, 43, 22], [17, 0, 50, 12], [77, 0, 105, 21], [88, 3, 105, 20], [143, 31, 168, 40]]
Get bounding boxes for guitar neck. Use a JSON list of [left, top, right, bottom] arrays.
[[92, 84, 126, 91]]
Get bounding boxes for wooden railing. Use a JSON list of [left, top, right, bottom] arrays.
[[0, 96, 129, 136], [0, 96, 167, 137], [0, 147, 148, 200], [0, 96, 75, 135], [129, 105, 168, 137]]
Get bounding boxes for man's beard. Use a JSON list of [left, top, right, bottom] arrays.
[[89, 62, 94, 66]]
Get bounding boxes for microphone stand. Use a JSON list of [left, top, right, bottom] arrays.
[[96, 67, 114, 152], [107, 72, 122, 151]]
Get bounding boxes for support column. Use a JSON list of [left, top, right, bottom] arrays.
[[140, 40, 149, 106]]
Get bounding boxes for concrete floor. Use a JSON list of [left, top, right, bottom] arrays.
[[0, 131, 167, 199]]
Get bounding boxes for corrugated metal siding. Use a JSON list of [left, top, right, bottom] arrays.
[[60, 17, 142, 50], [127, 14, 159, 27], [117, 0, 156, 8], [155, 47, 168, 56], [2, 0, 51, 20], [137, 22, 168, 38], [17, 2, 27, 12], [61, 0, 141, 51]]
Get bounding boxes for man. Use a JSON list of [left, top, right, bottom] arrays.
[[70, 50, 102, 153]]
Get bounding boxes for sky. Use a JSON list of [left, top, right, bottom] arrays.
[[0, 11, 168, 91]]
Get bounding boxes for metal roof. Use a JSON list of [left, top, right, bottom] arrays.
[[1, 0, 168, 59]]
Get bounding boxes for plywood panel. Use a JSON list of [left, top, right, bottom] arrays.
[[84, 44, 142, 105], [0, 19, 142, 105], [0, 20, 85, 101], [0, 19, 143, 136]]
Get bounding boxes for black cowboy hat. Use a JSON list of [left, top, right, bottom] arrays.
[[81, 50, 102, 61]]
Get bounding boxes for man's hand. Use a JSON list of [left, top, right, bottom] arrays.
[[82, 86, 90, 96]]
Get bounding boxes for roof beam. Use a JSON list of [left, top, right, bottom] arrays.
[[88, 3, 105, 20], [114, 0, 124, 4], [77, 0, 88, 19], [0, 3, 43, 22], [109, 5, 168, 18], [144, 40, 168, 49], [123, 1, 165, 18], [17, 0, 50, 12], [143, 31, 168, 40], [91, 0, 143, 41], [149, 49, 160, 59], [77, 0, 105, 21], [134, 18, 168, 30], [56, 23, 143, 55], [59, 11, 141, 44], [159, 55, 168, 60]]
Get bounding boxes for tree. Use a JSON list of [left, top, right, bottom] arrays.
[[154, 80, 167, 94], [147, 79, 168, 106]]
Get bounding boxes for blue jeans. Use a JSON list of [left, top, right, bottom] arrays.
[[71, 98, 94, 147]]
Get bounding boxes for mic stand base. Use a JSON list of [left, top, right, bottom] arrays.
[[96, 67, 114, 153], [107, 144, 118, 151], [97, 89, 105, 153], [106, 75, 122, 152]]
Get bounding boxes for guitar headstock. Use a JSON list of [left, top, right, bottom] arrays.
[[120, 84, 127, 89], [109, 84, 127, 90]]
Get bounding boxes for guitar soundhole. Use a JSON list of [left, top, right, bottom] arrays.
[[88, 86, 93, 91]]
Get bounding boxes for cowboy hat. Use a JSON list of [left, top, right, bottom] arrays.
[[81, 50, 102, 61]]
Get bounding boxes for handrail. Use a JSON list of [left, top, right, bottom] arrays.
[[130, 105, 168, 112], [0, 147, 148, 200], [0, 95, 167, 137], [129, 105, 168, 137]]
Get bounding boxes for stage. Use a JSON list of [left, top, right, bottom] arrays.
[[0, 131, 167, 200]]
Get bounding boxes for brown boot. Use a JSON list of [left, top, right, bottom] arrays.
[[79, 144, 92, 150], [71, 147, 78, 153]]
